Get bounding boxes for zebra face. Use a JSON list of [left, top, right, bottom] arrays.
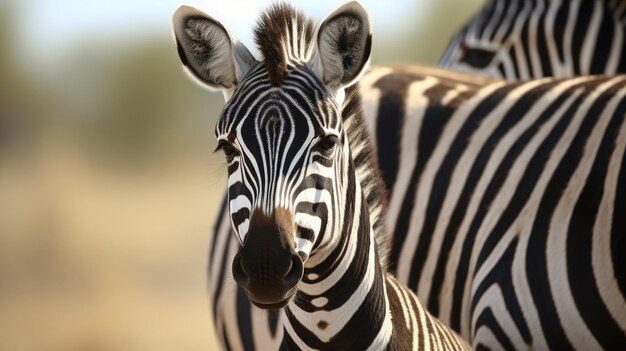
[[438, 0, 535, 78], [218, 68, 349, 308], [437, 0, 525, 77], [216, 66, 344, 247], [439, 31, 503, 77], [172, 2, 371, 309]]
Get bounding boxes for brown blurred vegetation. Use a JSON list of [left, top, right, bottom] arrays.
[[0, 1, 484, 350]]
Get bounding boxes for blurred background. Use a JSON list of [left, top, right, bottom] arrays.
[[0, 0, 485, 350]]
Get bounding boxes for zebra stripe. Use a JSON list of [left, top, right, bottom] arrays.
[[363, 67, 626, 349], [205, 63, 626, 350], [173, 3, 471, 350], [182, 1, 624, 348], [439, 0, 626, 79]]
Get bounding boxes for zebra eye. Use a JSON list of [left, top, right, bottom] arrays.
[[319, 135, 339, 152], [459, 45, 496, 69], [217, 141, 238, 159]]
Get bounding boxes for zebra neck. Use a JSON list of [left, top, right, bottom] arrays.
[[281, 172, 393, 349]]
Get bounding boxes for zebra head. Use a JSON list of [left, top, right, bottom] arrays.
[[438, 0, 533, 78], [439, 0, 626, 79], [172, 2, 372, 309]]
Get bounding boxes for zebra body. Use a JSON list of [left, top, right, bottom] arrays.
[[172, 3, 471, 350], [363, 67, 626, 350], [439, 0, 626, 79], [179, 0, 626, 348], [207, 63, 626, 350]]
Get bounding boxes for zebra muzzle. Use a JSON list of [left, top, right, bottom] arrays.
[[231, 208, 304, 309]]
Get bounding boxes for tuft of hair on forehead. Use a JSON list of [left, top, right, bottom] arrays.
[[253, 2, 315, 86]]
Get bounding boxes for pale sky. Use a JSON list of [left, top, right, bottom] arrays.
[[15, 0, 422, 61]]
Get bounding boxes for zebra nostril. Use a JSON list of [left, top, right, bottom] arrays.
[[232, 253, 249, 286], [283, 255, 303, 288]]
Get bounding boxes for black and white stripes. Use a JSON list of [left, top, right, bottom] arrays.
[[173, 2, 471, 350], [360, 66, 626, 349], [174, 1, 626, 350], [205, 64, 626, 350], [439, 0, 626, 79]]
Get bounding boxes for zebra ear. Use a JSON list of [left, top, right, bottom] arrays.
[[309, 1, 372, 90], [172, 6, 257, 90]]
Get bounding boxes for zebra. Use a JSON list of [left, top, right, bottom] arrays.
[[202, 64, 497, 351], [361, 66, 626, 350], [172, 2, 472, 350], [438, 0, 626, 79], [197, 65, 626, 350], [172, 3, 626, 351]]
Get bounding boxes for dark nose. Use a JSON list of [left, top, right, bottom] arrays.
[[232, 247, 303, 304], [231, 207, 303, 308]]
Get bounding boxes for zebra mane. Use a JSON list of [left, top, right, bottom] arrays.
[[254, 3, 315, 86], [342, 84, 391, 268]]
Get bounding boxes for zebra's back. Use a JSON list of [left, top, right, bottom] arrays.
[[363, 66, 626, 350]]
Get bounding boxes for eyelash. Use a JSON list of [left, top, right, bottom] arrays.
[[216, 141, 239, 160], [317, 135, 340, 154]]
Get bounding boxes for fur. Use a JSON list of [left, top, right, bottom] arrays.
[[342, 84, 391, 268], [183, 18, 237, 88], [253, 3, 315, 86]]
